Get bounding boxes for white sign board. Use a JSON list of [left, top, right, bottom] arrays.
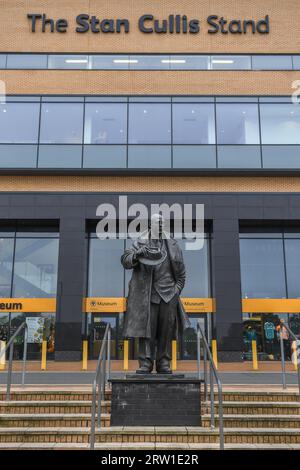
[[26, 317, 44, 344]]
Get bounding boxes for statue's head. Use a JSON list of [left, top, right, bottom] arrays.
[[150, 213, 165, 239]]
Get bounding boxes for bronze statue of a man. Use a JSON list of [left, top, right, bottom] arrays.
[[121, 214, 190, 374]]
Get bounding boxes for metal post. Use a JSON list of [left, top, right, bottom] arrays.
[[6, 343, 14, 401], [204, 344, 208, 402], [197, 327, 201, 380], [296, 342, 300, 395], [90, 380, 97, 450], [97, 365, 102, 429], [280, 329, 286, 390], [210, 363, 215, 428], [217, 382, 224, 450], [107, 327, 111, 385], [21, 327, 28, 388]]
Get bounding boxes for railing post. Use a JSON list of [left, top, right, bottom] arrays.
[[203, 343, 208, 402], [252, 340, 258, 371], [172, 340, 177, 372], [197, 327, 201, 380], [82, 340, 88, 371], [217, 382, 225, 450], [212, 339, 218, 370], [21, 326, 28, 388], [6, 342, 14, 401], [90, 380, 97, 450], [123, 340, 129, 371], [280, 328, 287, 390], [107, 327, 111, 385], [210, 363, 215, 428]]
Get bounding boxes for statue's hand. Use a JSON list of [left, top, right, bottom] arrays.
[[135, 246, 149, 259]]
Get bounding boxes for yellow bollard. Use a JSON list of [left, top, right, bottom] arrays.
[[82, 340, 88, 371], [212, 340, 218, 370], [0, 341, 6, 370], [123, 340, 129, 371], [172, 340, 177, 371], [292, 341, 298, 371], [252, 340, 258, 370], [41, 340, 47, 371]]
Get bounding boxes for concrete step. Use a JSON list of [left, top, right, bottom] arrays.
[[214, 392, 300, 403], [0, 413, 110, 427], [0, 400, 110, 414], [217, 401, 300, 415], [0, 442, 299, 450], [0, 427, 300, 445], [0, 392, 103, 401], [202, 414, 300, 428]]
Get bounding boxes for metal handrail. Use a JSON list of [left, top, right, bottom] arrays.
[[90, 323, 111, 450], [279, 322, 300, 394], [0, 321, 28, 401], [197, 321, 224, 450]]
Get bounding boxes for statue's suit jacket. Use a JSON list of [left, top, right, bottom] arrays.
[[121, 237, 191, 339]]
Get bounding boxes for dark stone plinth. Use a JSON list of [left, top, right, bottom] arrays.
[[110, 375, 202, 426]]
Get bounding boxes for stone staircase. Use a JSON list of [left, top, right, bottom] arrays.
[[0, 390, 299, 450]]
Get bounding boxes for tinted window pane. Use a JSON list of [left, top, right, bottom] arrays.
[[0, 145, 37, 168], [285, 239, 300, 298], [48, 55, 89, 69], [293, 56, 300, 70], [173, 104, 215, 144], [0, 55, 6, 68], [252, 55, 293, 70], [40, 103, 83, 144], [218, 146, 261, 168], [170, 55, 210, 70], [83, 145, 126, 168], [128, 104, 171, 144], [240, 238, 286, 298], [38, 145, 82, 168], [211, 55, 251, 70], [0, 103, 40, 143], [90, 55, 129, 70], [84, 103, 127, 144], [216, 104, 260, 144], [0, 237, 14, 297], [128, 145, 171, 168], [260, 104, 300, 144], [262, 146, 300, 168], [129, 55, 169, 70], [177, 239, 210, 297], [88, 239, 124, 297], [6, 54, 47, 69], [12, 238, 59, 297], [173, 146, 216, 168]]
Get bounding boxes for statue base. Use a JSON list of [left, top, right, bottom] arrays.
[[110, 374, 202, 426]]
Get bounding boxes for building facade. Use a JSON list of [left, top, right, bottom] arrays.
[[0, 0, 300, 362]]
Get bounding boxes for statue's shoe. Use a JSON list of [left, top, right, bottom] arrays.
[[136, 366, 153, 374], [156, 367, 172, 374]]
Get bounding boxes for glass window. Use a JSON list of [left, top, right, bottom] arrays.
[[177, 238, 210, 297], [84, 103, 127, 144], [12, 237, 59, 298], [38, 145, 82, 168], [48, 55, 90, 69], [173, 146, 216, 169], [216, 104, 260, 144], [173, 104, 215, 144], [0, 145, 37, 168], [83, 145, 126, 168], [0, 237, 14, 297], [90, 55, 130, 70], [211, 55, 251, 70], [0, 55, 6, 68], [292, 56, 300, 70], [285, 239, 300, 298], [262, 146, 300, 169], [170, 55, 210, 70], [88, 239, 124, 297], [128, 103, 171, 144], [260, 104, 300, 144], [217, 146, 261, 168], [252, 55, 293, 70], [6, 54, 47, 69], [240, 238, 286, 298], [40, 103, 83, 144], [128, 145, 171, 168], [129, 55, 170, 70], [0, 103, 40, 143]]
